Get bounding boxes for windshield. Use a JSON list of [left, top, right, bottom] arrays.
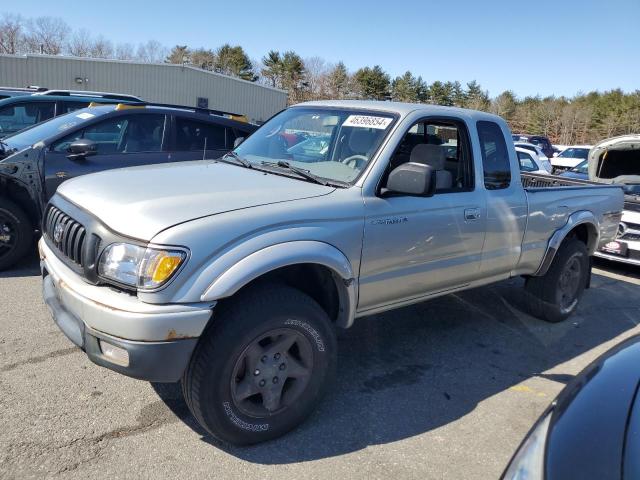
[[559, 147, 590, 158], [571, 160, 589, 173], [2, 107, 110, 151], [233, 107, 396, 184]]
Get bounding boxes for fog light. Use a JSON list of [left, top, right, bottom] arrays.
[[99, 340, 130, 367]]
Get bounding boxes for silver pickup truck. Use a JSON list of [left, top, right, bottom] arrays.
[[39, 100, 623, 445]]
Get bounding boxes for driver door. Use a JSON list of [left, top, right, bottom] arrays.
[[358, 117, 487, 313]]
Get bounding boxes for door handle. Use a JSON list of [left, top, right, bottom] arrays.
[[464, 208, 481, 221]]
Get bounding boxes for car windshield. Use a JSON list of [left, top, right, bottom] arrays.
[[233, 107, 395, 184], [559, 148, 590, 158], [1, 107, 111, 151], [571, 160, 589, 173]]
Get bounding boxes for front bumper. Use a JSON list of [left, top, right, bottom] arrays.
[[40, 239, 213, 382]]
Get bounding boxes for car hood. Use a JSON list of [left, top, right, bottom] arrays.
[[57, 160, 335, 240]]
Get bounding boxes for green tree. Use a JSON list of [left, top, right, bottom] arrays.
[[353, 65, 390, 100], [214, 44, 256, 81], [391, 71, 419, 102], [428, 81, 452, 106], [165, 45, 190, 64], [465, 80, 490, 110], [326, 61, 349, 99], [261, 50, 283, 88]]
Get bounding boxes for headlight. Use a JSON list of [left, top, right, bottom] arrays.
[[98, 243, 186, 289], [502, 410, 552, 480]]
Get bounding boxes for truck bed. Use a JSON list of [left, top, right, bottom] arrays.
[[521, 172, 598, 189], [515, 173, 623, 275]]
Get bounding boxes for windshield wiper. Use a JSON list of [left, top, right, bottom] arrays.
[[220, 151, 252, 168], [260, 160, 330, 186]]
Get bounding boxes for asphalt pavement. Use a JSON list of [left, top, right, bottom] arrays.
[[1, 253, 639, 479]]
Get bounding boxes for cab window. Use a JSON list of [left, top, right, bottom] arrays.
[[52, 114, 165, 154], [478, 120, 511, 190], [387, 118, 474, 193]]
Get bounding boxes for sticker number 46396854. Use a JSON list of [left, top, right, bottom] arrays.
[[343, 115, 392, 129]]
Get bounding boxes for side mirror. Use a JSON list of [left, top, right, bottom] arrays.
[[66, 139, 98, 161], [384, 162, 436, 197], [552, 152, 559, 157], [233, 137, 245, 148]]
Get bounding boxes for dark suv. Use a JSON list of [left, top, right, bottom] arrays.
[[511, 133, 555, 158], [0, 103, 256, 269], [0, 91, 143, 138]]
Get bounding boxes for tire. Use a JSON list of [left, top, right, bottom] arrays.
[[182, 284, 337, 445], [525, 238, 589, 323], [0, 197, 33, 271]]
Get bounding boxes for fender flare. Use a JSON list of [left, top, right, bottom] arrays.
[[201, 241, 358, 328], [534, 210, 599, 276]]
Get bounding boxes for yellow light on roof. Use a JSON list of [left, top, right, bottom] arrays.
[[115, 103, 145, 111]]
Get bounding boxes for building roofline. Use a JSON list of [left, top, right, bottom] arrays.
[[0, 53, 288, 95]]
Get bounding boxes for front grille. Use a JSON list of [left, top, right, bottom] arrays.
[[44, 205, 86, 266]]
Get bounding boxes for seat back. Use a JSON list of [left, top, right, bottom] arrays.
[[410, 144, 453, 189]]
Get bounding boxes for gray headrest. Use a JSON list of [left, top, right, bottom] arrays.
[[348, 129, 375, 154], [410, 144, 446, 170]]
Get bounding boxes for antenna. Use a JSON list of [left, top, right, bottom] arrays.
[[203, 136, 207, 160]]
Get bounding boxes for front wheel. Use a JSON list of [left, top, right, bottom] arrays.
[[524, 238, 590, 323], [182, 284, 337, 445], [0, 197, 33, 271]]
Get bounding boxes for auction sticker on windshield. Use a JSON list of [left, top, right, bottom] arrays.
[[75, 112, 95, 120], [343, 115, 393, 129]]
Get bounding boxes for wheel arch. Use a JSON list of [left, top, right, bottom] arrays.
[[534, 210, 599, 277], [201, 241, 357, 328], [0, 174, 40, 229]]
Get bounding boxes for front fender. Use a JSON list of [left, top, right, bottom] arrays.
[[201, 241, 357, 327]]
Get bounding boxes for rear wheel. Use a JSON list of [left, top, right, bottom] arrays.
[[525, 238, 589, 323], [182, 284, 337, 445], [0, 197, 33, 271]]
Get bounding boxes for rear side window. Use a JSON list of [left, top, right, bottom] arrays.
[[175, 117, 227, 151], [477, 120, 511, 190], [58, 101, 91, 114], [517, 151, 536, 171]]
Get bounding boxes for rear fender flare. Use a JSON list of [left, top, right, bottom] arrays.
[[534, 210, 599, 276]]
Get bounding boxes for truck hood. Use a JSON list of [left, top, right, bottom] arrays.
[[589, 135, 640, 185], [57, 160, 335, 240]]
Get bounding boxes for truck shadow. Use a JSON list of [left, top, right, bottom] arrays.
[[152, 268, 640, 464]]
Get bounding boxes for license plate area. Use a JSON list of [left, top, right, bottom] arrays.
[[601, 240, 629, 257]]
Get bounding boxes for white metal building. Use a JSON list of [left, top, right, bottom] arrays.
[[0, 54, 287, 123]]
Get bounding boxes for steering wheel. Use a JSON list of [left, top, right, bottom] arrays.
[[341, 155, 368, 170]]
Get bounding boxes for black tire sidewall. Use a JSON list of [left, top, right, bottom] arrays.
[[188, 286, 336, 444], [0, 198, 33, 270], [538, 239, 589, 321]]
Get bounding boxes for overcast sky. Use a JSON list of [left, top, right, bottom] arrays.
[[11, 0, 640, 98]]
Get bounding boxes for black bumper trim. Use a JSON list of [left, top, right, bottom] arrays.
[[42, 274, 198, 383]]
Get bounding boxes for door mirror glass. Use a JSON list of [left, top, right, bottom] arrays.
[[384, 163, 435, 196], [67, 139, 98, 160], [233, 136, 245, 148]]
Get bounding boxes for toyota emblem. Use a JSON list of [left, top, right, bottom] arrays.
[[53, 222, 65, 243]]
